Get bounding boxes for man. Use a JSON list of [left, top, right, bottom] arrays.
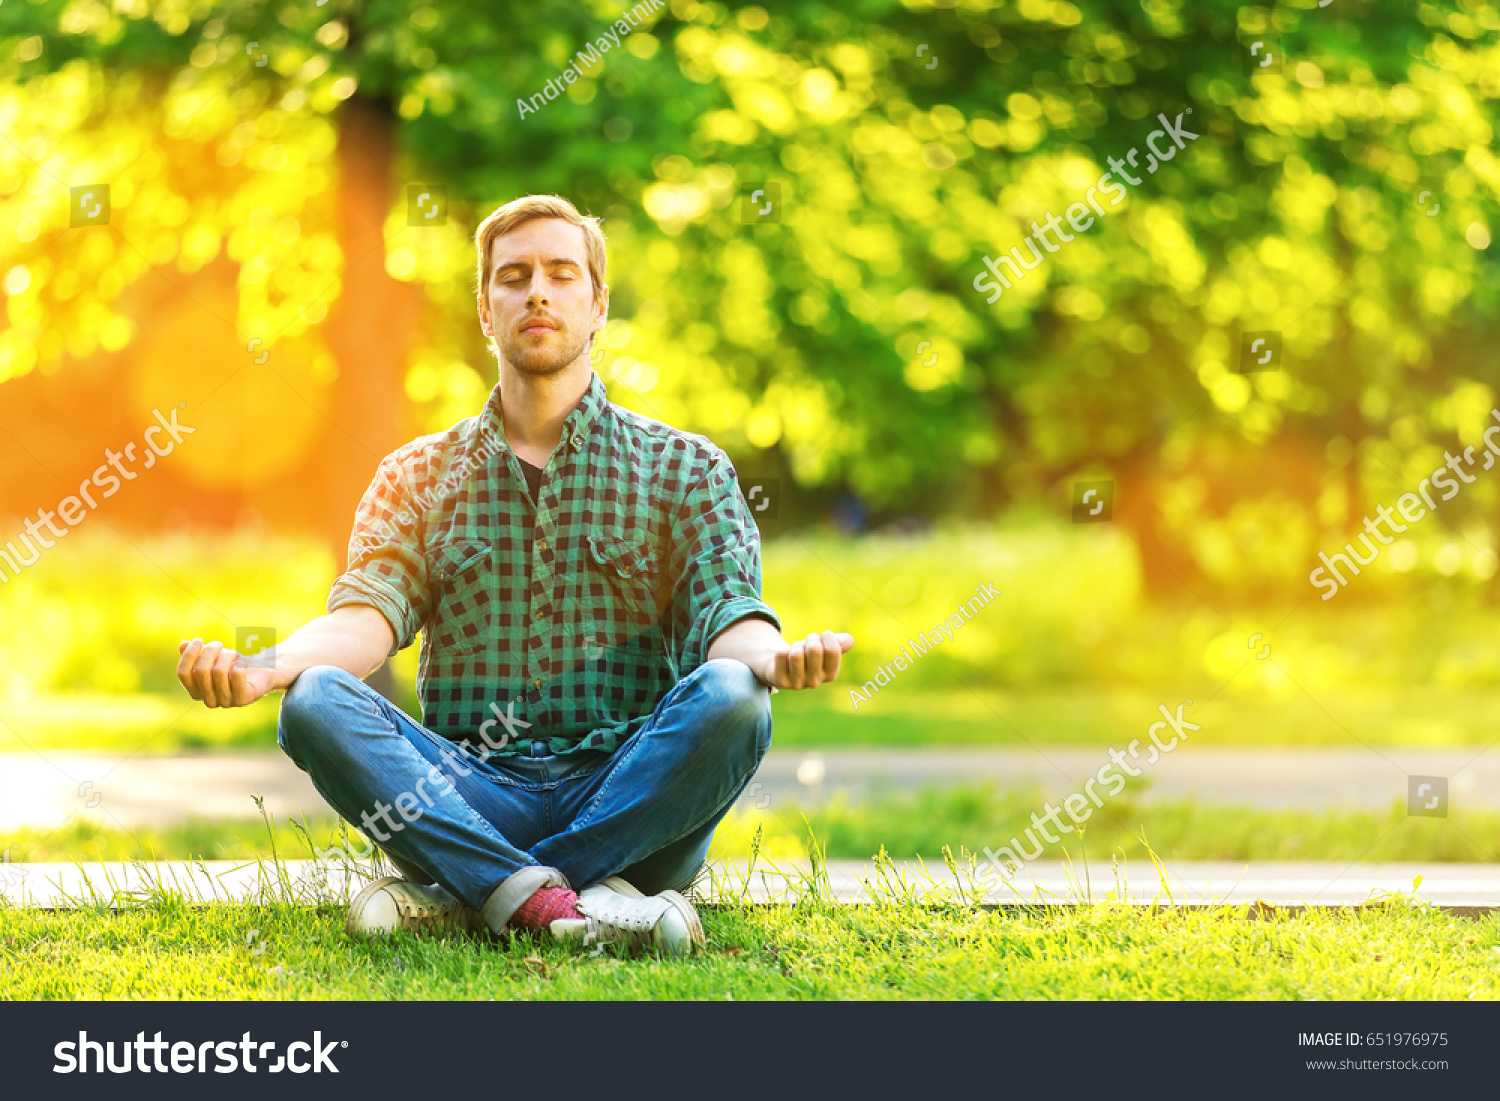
[[176, 193, 854, 955]]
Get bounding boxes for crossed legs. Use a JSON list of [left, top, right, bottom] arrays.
[[277, 659, 771, 930]]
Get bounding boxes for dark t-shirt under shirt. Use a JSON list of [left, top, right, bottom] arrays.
[[515, 458, 544, 588], [517, 456, 544, 503]]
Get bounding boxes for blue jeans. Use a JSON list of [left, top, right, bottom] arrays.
[[277, 658, 772, 930]]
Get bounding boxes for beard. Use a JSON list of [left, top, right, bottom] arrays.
[[499, 324, 590, 378]]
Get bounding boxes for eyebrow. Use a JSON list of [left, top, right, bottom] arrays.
[[493, 257, 584, 275]]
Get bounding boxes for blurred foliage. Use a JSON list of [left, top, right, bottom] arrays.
[[3, 0, 1500, 595], [9, 528, 1500, 756], [12, 522, 1500, 698]]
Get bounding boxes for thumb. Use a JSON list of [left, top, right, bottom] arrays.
[[763, 649, 785, 685]]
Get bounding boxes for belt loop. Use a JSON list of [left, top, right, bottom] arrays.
[[530, 739, 548, 758]]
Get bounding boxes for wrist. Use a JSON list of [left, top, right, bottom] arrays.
[[250, 652, 297, 691], [758, 647, 786, 688]]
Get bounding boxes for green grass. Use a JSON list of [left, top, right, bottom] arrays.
[[6, 803, 1500, 1000], [14, 682, 1500, 754], [3, 816, 351, 863], [716, 787, 1500, 864], [12, 787, 1500, 865], [768, 685, 1500, 747], [11, 525, 1500, 756], [3, 878, 1499, 999], [0, 691, 279, 753]]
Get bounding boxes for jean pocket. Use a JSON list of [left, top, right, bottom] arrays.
[[426, 540, 495, 654]]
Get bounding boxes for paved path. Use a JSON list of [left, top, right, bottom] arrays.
[[746, 746, 1500, 811], [2, 859, 1496, 911], [2, 747, 1498, 830]]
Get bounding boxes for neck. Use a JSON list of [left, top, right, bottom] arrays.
[[497, 358, 592, 467]]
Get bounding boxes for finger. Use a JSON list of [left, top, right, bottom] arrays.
[[211, 648, 240, 709], [819, 630, 842, 681], [194, 642, 225, 707], [230, 664, 253, 708], [177, 639, 205, 700], [801, 632, 825, 687], [785, 641, 806, 689], [767, 649, 789, 689], [834, 632, 855, 653]]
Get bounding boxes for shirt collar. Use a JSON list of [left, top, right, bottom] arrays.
[[562, 371, 608, 449], [478, 370, 607, 457]]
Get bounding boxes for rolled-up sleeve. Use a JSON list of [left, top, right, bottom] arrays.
[[327, 455, 433, 656], [668, 451, 780, 674]]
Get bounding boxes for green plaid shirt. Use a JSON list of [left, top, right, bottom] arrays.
[[327, 372, 779, 758]]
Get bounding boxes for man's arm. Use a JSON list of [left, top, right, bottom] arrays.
[[668, 451, 854, 689], [707, 617, 854, 690], [176, 605, 394, 709]]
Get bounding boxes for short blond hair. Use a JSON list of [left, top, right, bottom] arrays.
[[473, 194, 608, 312]]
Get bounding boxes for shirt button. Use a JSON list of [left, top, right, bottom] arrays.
[[537, 539, 548, 552], [534, 609, 546, 621], [533, 677, 544, 688], [571, 434, 584, 449]]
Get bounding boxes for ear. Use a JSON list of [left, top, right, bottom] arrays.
[[592, 283, 610, 334]]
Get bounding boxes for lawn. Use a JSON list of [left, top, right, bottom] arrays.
[[12, 683, 1500, 754], [6, 794, 1500, 1000], [11, 787, 1500, 865], [8, 526, 1500, 754], [3, 885, 1497, 1000]]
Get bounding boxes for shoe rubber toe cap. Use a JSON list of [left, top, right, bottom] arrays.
[[347, 884, 401, 936], [652, 909, 694, 955]]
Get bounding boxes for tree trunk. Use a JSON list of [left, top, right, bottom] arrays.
[[322, 95, 420, 701]]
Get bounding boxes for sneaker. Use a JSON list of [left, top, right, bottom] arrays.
[[596, 874, 646, 899], [345, 875, 486, 937], [550, 875, 706, 956]]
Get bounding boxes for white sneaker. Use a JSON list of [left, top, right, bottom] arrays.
[[345, 875, 485, 937], [550, 875, 706, 956]]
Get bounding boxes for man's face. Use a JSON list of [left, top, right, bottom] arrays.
[[480, 217, 606, 377]]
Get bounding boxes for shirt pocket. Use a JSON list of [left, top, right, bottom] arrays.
[[586, 533, 667, 651], [425, 540, 495, 655]]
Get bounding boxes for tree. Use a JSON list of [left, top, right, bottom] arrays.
[[3, 0, 1499, 601]]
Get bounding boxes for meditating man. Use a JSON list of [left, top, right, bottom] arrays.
[[175, 193, 853, 955]]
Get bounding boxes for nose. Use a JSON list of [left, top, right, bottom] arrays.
[[525, 272, 551, 309]]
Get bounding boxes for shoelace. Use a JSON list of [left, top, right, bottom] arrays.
[[395, 892, 471, 928], [579, 895, 664, 945], [583, 914, 652, 948]]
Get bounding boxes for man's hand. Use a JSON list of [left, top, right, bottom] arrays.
[[707, 618, 856, 690], [709, 619, 855, 689], [177, 638, 277, 709], [175, 607, 393, 710], [761, 630, 855, 689]]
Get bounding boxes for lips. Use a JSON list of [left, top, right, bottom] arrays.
[[520, 317, 558, 335]]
